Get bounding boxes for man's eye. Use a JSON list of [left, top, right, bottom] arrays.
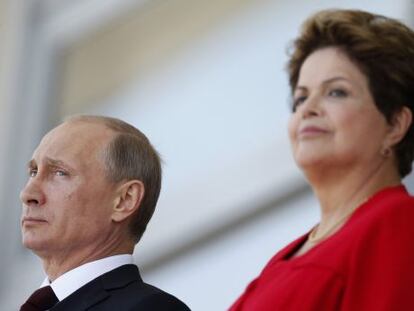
[[29, 169, 37, 177], [55, 170, 67, 177], [329, 89, 347, 97]]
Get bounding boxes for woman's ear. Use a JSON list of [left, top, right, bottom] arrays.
[[112, 180, 145, 223], [385, 106, 412, 147]]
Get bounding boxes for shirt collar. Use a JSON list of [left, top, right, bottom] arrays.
[[40, 254, 134, 301]]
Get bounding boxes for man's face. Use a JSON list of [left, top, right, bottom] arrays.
[[20, 121, 119, 259]]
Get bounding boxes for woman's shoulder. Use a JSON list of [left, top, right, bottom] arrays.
[[374, 184, 413, 204], [354, 185, 414, 223], [349, 185, 414, 244]]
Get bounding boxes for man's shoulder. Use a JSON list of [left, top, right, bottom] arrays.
[[116, 281, 191, 310], [53, 264, 190, 310], [101, 264, 190, 310]]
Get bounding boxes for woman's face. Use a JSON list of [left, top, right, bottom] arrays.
[[288, 47, 390, 171]]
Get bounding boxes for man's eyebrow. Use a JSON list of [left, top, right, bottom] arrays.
[[27, 159, 36, 168], [45, 158, 64, 166], [27, 157, 75, 171], [44, 157, 75, 170]]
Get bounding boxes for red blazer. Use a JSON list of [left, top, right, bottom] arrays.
[[230, 185, 414, 311]]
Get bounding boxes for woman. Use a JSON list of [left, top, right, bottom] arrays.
[[230, 9, 414, 311]]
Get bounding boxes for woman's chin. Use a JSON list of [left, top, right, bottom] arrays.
[[294, 153, 330, 169], [296, 158, 342, 179]]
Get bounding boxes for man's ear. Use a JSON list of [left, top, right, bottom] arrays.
[[112, 180, 145, 223], [385, 106, 412, 147]]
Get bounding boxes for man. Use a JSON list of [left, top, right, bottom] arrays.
[[20, 115, 190, 310]]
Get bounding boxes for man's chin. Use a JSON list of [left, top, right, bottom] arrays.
[[22, 235, 49, 253]]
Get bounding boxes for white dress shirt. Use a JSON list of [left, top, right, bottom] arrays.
[[40, 254, 134, 302]]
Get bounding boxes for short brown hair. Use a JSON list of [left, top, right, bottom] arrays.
[[287, 9, 414, 177], [68, 115, 162, 243]]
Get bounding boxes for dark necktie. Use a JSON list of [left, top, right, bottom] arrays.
[[20, 286, 59, 311]]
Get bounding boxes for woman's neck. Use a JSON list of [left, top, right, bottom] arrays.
[[306, 158, 401, 235]]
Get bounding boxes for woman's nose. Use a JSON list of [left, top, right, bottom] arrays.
[[301, 95, 322, 119]]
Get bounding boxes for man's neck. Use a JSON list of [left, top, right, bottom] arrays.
[[41, 240, 134, 282]]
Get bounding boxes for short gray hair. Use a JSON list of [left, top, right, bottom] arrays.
[[67, 115, 162, 243]]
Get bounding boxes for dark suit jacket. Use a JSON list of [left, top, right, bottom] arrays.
[[50, 264, 190, 310]]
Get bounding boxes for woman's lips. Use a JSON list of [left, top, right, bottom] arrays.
[[298, 126, 330, 138]]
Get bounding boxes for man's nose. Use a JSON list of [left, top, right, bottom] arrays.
[[20, 178, 46, 207]]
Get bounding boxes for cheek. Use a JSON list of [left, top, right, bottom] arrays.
[[47, 185, 89, 227], [74, 184, 114, 220], [335, 109, 373, 138], [329, 107, 362, 141], [287, 116, 298, 145], [333, 109, 386, 159]]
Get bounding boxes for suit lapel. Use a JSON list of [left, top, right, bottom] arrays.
[[51, 264, 141, 310]]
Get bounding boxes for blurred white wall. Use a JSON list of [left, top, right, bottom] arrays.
[[1, 0, 413, 310]]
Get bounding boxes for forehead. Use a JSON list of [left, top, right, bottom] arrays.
[[32, 121, 115, 167], [298, 47, 368, 86]]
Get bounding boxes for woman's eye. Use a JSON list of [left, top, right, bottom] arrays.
[[329, 89, 348, 97], [292, 96, 307, 111]]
